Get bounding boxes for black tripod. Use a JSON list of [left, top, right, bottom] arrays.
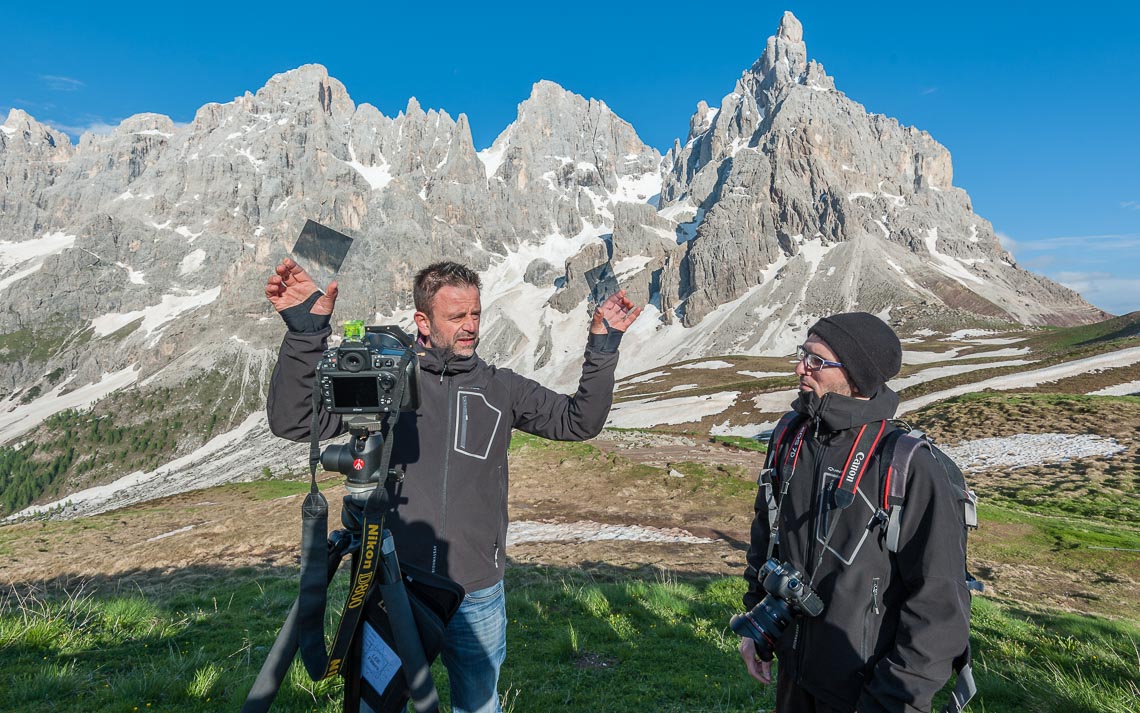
[[242, 424, 447, 713]]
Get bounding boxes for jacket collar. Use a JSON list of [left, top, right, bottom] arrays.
[[415, 345, 481, 376], [792, 386, 900, 434]]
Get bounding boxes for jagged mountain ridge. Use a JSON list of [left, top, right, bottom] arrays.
[[0, 12, 1105, 462]]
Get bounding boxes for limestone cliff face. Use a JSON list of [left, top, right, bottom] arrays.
[[0, 15, 1104, 417], [653, 11, 1102, 329]]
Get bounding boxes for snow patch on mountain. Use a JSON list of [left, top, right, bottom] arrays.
[[889, 360, 1037, 391], [343, 150, 394, 191], [676, 360, 733, 370], [0, 366, 140, 443], [1087, 380, 1140, 396], [942, 434, 1125, 472], [924, 228, 983, 285], [91, 286, 222, 344], [8, 410, 285, 519], [0, 232, 77, 291]]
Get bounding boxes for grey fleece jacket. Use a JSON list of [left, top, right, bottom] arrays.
[[267, 327, 620, 592]]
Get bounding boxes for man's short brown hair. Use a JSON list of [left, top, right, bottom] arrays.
[[413, 261, 482, 315]]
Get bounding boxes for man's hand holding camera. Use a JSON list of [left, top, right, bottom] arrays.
[[739, 638, 772, 684]]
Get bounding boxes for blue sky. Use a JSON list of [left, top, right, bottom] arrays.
[[2, 1, 1137, 315]]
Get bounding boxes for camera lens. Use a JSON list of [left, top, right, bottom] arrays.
[[729, 595, 793, 662]]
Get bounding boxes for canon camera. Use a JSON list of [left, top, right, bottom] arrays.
[[316, 321, 420, 414], [730, 558, 825, 662]]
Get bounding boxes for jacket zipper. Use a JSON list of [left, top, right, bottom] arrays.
[[862, 576, 881, 659], [794, 436, 828, 684], [433, 372, 455, 574], [494, 465, 503, 568]]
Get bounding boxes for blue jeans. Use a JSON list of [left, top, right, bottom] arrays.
[[441, 580, 506, 713]]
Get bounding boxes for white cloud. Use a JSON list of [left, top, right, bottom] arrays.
[[1121, 200, 1140, 211], [1056, 272, 1140, 315], [1025, 234, 1140, 250], [46, 118, 117, 138], [995, 230, 1017, 251], [39, 75, 84, 91], [921, 87, 938, 95]]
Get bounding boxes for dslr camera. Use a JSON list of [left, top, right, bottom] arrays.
[[316, 321, 420, 414], [730, 558, 825, 662]]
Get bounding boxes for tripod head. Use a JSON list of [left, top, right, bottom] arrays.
[[320, 415, 403, 495]]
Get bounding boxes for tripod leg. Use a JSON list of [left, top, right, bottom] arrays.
[[377, 532, 439, 713], [241, 598, 301, 713], [242, 536, 351, 713]]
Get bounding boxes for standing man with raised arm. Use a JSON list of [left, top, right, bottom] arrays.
[[265, 258, 641, 713]]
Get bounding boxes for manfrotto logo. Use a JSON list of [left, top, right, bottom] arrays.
[[845, 452, 866, 483]]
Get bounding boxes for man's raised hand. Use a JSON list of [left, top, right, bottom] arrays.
[[590, 289, 642, 335], [265, 258, 338, 315]]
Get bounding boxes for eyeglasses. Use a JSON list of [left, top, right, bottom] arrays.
[[796, 345, 844, 371]]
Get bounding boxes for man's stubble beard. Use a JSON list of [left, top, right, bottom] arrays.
[[430, 328, 479, 360]]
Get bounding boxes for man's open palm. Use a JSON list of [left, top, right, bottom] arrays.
[[590, 289, 642, 334], [265, 258, 338, 314]]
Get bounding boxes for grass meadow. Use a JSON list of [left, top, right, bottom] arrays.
[[1, 562, 1137, 713]]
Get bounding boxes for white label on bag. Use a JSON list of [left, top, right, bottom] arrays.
[[361, 621, 401, 694]]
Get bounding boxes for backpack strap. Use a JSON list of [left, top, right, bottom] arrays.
[[941, 646, 977, 713], [760, 412, 807, 560], [879, 431, 933, 553], [764, 411, 806, 471]]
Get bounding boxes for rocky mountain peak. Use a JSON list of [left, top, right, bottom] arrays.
[[757, 10, 808, 88], [254, 64, 355, 117], [403, 96, 424, 118], [0, 25, 1109, 487]]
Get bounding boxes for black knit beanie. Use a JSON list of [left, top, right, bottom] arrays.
[[807, 312, 902, 396]]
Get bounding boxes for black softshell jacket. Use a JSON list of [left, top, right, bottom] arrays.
[[268, 327, 619, 593], [744, 388, 971, 713]]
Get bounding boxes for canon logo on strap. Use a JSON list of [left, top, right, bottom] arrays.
[[845, 451, 866, 483]]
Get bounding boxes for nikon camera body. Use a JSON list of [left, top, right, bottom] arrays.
[[316, 322, 420, 414]]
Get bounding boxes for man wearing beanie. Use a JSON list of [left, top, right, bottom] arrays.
[[736, 313, 971, 713]]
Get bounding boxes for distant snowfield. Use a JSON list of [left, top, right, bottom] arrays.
[[507, 520, 713, 545], [1088, 380, 1140, 396], [606, 392, 740, 428], [91, 286, 222, 344], [903, 348, 960, 364], [889, 359, 1037, 391], [8, 411, 310, 520], [900, 346, 1140, 414], [676, 360, 733, 370], [942, 433, 1125, 472], [0, 231, 77, 291], [737, 370, 786, 379]]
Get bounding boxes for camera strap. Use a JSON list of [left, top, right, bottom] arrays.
[[765, 417, 810, 560], [765, 418, 888, 573], [298, 378, 331, 678], [297, 352, 411, 682]]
